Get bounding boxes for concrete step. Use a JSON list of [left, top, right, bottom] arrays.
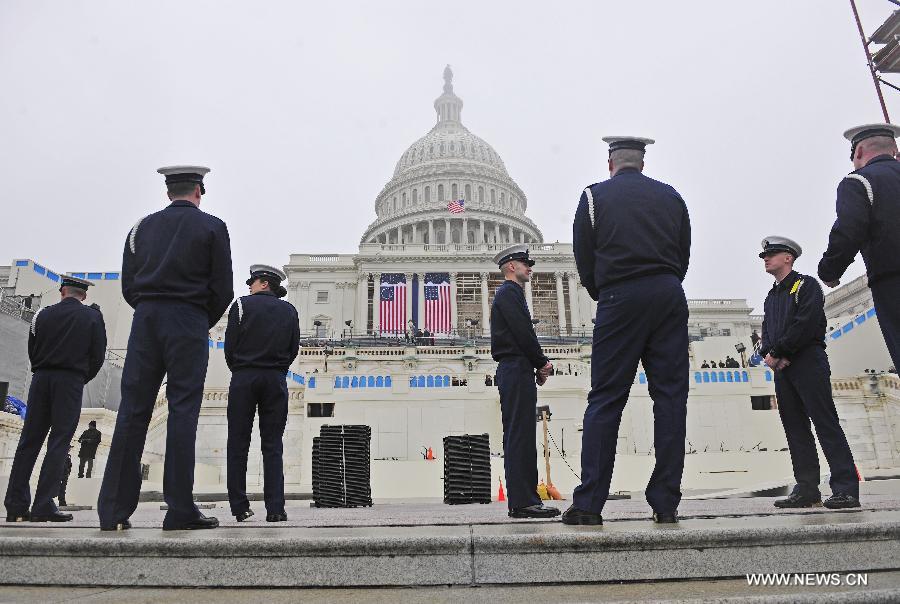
[[1, 509, 898, 587]]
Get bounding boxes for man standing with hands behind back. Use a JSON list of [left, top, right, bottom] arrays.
[[490, 244, 558, 519]]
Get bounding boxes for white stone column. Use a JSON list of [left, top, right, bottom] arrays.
[[428, 221, 435, 245], [356, 272, 368, 334], [449, 272, 458, 332], [372, 272, 381, 335], [480, 271, 490, 336], [404, 272, 414, 334], [479, 220, 485, 243], [555, 271, 567, 335], [444, 219, 450, 244], [494, 222, 500, 244], [519, 231, 525, 243], [396, 226, 402, 244], [524, 279, 534, 316], [507, 225, 514, 243], [411, 223, 418, 243], [417, 272, 426, 330], [462, 218, 468, 244], [299, 282, 311, 331], [567, 272, 581, 333]]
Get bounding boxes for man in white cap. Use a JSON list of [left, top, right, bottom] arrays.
[[98, 166, 233, 531], [760, 237, 859, 509], [489, 244, 558, 519], [564, 136, 691, 526], [224, 265, 300, 522], [819, 124, 900, 374], [5, 275, 106, 523]]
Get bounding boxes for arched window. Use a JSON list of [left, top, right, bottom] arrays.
[[500, 192, 506, 208], [451, 184, 458, 200], [438, 184, 444, 200], [440, 142, 445, 154], [490, 189, 496, 205], [424, 186, 431, 203], [449, 141, 455, 152], [465, 184, 471, 200], [478, 186, 484, 203], [402, 192, 407, 207], [393, 197, 397, 211], [412, 189, 418, 204], [452, 228, 461, 243]]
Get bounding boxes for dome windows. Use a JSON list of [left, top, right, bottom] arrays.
[[478, 186, 484, 203], [451, 183, 458, 200], [465, 184, 471, 201], [425, 186, 431, 203], [438, 184, 444, 200], [412, 189, 418, 205]]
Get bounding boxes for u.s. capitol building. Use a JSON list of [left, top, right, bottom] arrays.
[[0, 68, 896, 502]]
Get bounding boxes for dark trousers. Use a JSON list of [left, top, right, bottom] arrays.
[[573, 274, 689, 515], [98, 302, 209, 528], [774, 346, 858, 498], [78, 457, 94, 478], [496, 357, 541, 510], [227, 369, 289, 516], [4, 370, 83, 515], [871, 275, 900, 373]]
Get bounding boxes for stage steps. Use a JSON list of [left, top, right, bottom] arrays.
[[0, 509, 898, 587]]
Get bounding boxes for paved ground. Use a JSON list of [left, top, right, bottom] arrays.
[[20, 487, 900, 530], [1, 572, 899, 604]]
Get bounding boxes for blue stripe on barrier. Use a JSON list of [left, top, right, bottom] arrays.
[[842, 322, 853, 334], [867, 308, 877, 318], [15, 260, 28, 266], [87, 272, 102, 280], [71, 272, 85, 278], [46, 271, 59, 282], [104, 272, 120, 280], [33, 264, 45, 275]]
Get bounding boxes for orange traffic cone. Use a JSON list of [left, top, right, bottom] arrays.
[[497, 477, 506, 502], [426, 447, 434, 460]]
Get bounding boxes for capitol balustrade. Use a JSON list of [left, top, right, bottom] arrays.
[[356, 241, 573, 256]]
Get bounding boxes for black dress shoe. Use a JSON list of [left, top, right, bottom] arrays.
[[235, 510, 255, 522], [774, 493, 822, 508], [266, 512, 288, 522], [101, 519, 132, 531], [30, 511, 73, 522], [508, 504, 561, 519], [823, 493, 861, 509], [162, 513, 219, 531], [561, 505, 603, 525], [6, 512, 30, 522], [653, 511, 678, 524]]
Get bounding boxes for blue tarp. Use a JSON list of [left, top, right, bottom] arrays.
[[4, 396, 26, 419]]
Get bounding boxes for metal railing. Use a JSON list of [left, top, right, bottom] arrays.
[[0, 290, 39, 323]]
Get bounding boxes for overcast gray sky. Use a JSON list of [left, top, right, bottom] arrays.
[[1, 0, 897, 311]]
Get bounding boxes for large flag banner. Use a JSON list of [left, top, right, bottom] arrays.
[[380, 273, 407, 334], [447, 199, 465, 214], [424, 272, 451, 334]]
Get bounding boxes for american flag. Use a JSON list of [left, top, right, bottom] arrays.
[[380, 273, 407, 334], [447, 199, 465, 214], [424, 272, 451, 334]]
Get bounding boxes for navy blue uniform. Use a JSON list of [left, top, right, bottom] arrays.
[[4, 297, 106, 517], [760, 271, 857, 499], [490, 280, 548, 509], [571, 170, 691, 516], [818, 155, 900, 372], [98, 200, 233, 529], [224, 291, 300, 516]]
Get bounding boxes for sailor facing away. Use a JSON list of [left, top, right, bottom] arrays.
[[225, 264, 300, 523], [759, 237, 860, 509], [818, 123, 900, 373], [564, 136, 691, 526], [98, 166, 233, 531], [489, 244, 558, 519], [4, 275, 106, 523]]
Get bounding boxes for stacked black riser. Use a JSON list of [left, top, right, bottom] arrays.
[[312, 425, 373, 508], [443, 433, 492, 504]]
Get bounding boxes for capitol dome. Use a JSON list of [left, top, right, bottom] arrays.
[[361, 66, 542, 246]]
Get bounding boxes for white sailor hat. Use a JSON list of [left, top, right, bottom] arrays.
[[759, 236, 802, 259], [58, 274, 94, 292], [493, 244, 535, 268], [157, 165, 211, 194], [602, 136, 655, 155], [843, 123, 900, 160], [247, 264, 288, 297]]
